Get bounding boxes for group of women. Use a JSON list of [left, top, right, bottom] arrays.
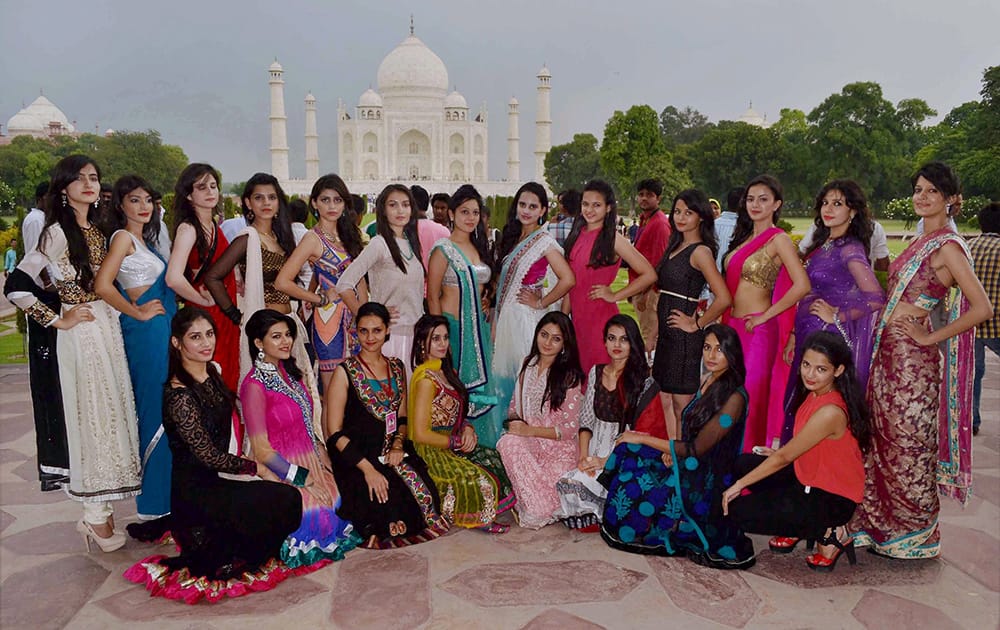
[[3, 153, 991, 603]]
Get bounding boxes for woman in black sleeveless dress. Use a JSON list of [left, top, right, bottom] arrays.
[[651, 190, 732, 436]]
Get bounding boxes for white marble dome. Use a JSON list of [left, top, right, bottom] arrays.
[[444, 89, 467, 109], [377, 35, 449, 95], [358, 88, 383, 107], [6, 95, 75, 135]]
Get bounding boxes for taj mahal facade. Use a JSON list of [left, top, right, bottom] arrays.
[[269, 25, 552, 199]]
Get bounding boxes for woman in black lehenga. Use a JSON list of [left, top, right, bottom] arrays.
[[325, 302, 450, 549], [124, 308, 303, 604]]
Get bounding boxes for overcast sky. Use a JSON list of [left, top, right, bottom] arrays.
[[1, 0, 997, 184]]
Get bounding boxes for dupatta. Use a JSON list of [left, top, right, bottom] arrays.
[[432, 239, 496, 416], [871, 228, 974, 505], [495, 230, 559, 317]]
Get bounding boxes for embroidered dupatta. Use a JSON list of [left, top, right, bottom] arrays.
[[495, 230, 560, 317], [432, 239, 496, 416], [871, 228, 974, 505], [239, 227, 324, 438]]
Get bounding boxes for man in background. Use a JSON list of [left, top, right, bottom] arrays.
[[969, 202, 1000, 436], [631, 179, 671, 361]]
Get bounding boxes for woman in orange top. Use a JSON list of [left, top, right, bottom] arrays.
[[722, 331, 870, 572]]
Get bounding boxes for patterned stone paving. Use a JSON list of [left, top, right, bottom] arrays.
[[1, 358, 998, 629]]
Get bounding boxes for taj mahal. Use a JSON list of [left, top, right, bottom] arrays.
[[269, 23, 551, 198]]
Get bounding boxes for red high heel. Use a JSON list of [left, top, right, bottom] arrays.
[[806, 529, 856, 572], [768, 537, 815, 554]]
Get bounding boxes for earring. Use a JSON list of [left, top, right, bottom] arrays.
[[61, 193, 68, 207], [93, 200, 100, 210], [256, 349, 265, 362], [246, 211, 255, 223], [538, 216, 545, 226]]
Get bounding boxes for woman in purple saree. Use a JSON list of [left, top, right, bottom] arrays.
[[781, 180, 884, 442], [851, 163, 992, 559]]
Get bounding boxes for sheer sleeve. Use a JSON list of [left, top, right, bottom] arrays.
[[5, 228, 66, 325], [165, 387, 257, 475], [578, 366, 598, 435], [673, 391, 747, 461], [336, 235, 385, 294], [239, 376, 294, 481], [204, 234, 246, 321]]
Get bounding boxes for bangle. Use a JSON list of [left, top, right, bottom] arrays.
[[316, 291, 327, 307], [536, 296, 543, 309], [554, 425, 562, 440]]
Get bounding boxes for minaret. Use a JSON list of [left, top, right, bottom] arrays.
[[268, 59, 290, 181], [534, 65, 551, 184], [507, 97, 520, 182], [304, 92, 319, 182]]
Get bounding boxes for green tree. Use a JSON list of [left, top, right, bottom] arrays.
[[806, 82, 915, 202], [770, 108, 814, 209], [659, 105, 713, 148], [543, 133, 603, 193], [686, 121, 787, 201], [0, 129, 188, 205], [600, 105, 690, 208]]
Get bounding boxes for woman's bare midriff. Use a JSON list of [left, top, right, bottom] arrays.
[[730, 281, 774, 319], [267, 302, 292, 314]]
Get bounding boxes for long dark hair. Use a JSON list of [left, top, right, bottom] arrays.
[[520, 311, 584, 412], [724, 174, 784, 266], [172, 163, 222, 265], [804, 179, 874, 259], [309, 173, 363, 259], [683, 324, 747, 435], [602, 314, 649, 420], [449, 184, 496, 303], [375, 184, 422, 273], [244, 308, 302, 382], [495, 182, 549, 265], [563, 179, 618, 268], [168, 307, 236, 407], [241, 173, 296, 256], [791, 331, 871, 451], [665, 188, 718, 259], [42, 154, 102, 292], [411, 314, 467, 399], [109, 174, 161, 249]]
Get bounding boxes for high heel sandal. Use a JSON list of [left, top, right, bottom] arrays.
[[77, 519, 126, 553], [768, 536, 815, 554], [806, 528, 856, 572]]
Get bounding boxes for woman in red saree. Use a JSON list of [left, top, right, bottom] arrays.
[[165, 163, 241, 392], [721, 175, 809, 453], [851, 162, 991, 559]]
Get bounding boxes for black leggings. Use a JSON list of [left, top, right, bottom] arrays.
[[727, 454, 856, 540]]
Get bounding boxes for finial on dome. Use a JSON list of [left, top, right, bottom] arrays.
[[410, 14, 414, 35]]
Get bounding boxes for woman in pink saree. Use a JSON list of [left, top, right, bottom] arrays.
[[851, 162, 992, 559], [721, 175, 810, 453]]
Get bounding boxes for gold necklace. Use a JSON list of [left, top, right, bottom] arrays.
[[321, 227, 341, 243]]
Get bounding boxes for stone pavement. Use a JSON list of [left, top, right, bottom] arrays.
[[0, 358, 998, 630]]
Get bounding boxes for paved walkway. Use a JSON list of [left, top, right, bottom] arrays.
[[0, 358, 998, 629]]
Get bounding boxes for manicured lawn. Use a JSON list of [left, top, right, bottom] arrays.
[[0, 330, 27, 364]]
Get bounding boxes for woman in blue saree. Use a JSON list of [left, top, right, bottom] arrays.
[[427, 185, 505, 447], [95, 175, 177, 520]]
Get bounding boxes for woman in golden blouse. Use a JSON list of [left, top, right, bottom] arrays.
[[721, 175, 810, 453]]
